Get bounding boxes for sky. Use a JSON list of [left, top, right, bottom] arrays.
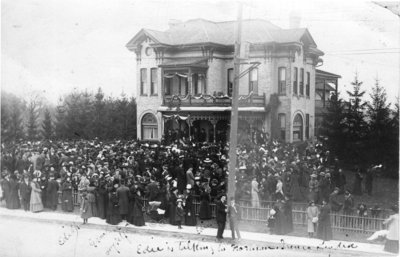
[[1, 0, 399, 105]]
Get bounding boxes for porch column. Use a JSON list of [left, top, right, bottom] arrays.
[[323, 79, 326, 107], [188, 68, 192, 95], [186, 116, 192, 142], [211, 119, 217, 143]]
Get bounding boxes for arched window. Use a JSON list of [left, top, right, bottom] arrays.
[[293, 113, 303, 141], [141, 113, 158, 140]]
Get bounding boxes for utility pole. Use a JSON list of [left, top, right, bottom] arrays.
[[227, 2, 243, 199]]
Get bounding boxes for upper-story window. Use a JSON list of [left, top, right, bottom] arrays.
[[300, 68, 304, 96], [140, 68, 147, 95], [150, 68, 158, 95], [163, 72, 188, 96], [227, 68, 233, 97], [278, 67, 286, 95], [306, 72, 310, 97], [165, 78, 171, 95], [293, 67, 298, 95], [249, 68, 258, 95], [193, 73, 206, 95], [178, 76, 188, 96]]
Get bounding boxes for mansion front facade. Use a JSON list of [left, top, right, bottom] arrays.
[[126, 19, 326, 143]]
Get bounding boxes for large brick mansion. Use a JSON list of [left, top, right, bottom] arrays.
[[126, 19, 339, 143]]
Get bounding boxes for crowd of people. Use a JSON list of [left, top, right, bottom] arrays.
[[0, 135, 390, 242]]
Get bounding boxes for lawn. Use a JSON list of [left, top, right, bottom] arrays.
[[343, 169, 399, 211]]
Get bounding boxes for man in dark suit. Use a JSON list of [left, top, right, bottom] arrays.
[[19, 174, 32, 211], [117, 180, 130, 221], [329, 187, 342, 212], [146, 179, 159, 202], [216, 195, 227, 240], [46, 174, 59, 210], [176, 162, 186, 194], [227, 197, 241, 240]]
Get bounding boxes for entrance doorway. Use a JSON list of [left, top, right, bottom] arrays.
[[293, 113, 304, 141]]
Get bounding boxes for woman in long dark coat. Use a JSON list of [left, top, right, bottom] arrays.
[[127, 184, 138, 224], [184, 188, 197, 226], [282, 196, 293, 234], [6, 175, 20, 209], [96, 180, 107, 219], [169, 187, 178, 225], [131, 189, 145, 226], [61, 177, 74, 212], [106, 186, 122, 225], [317, 200, 333, 241], [199, 187, 212, 220], [273, 200, 285, 235], [45, 175, 59, 210]]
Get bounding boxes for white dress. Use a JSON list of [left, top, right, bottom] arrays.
[[251, 180, 260, 208]]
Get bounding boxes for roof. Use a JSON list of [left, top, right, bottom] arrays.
[[126, 19, 323, 54], [316, 69, 342, 79]]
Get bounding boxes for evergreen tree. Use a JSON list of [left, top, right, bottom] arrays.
[[343, 74, 368, 164], [80, 90, 94, 138], [116, 93, 130, 139], [321, 92, 346, 159], [13, 105, 26, 141], [1, 92, 26, 144], [55, 98, 68, 139], [366, 79, 392, 167], [42, 108, 53, 140], [64, 91, 85, 139], [385, 101, 399, 177], [1, 95, 11, 144], [26, 101, 40, 141], [93, 87, 106, 138]]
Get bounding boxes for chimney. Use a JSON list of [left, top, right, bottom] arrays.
[[168, 19, 182, 29], [289, 11, 301, 29]]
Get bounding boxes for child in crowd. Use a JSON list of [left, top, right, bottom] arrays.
[[176, 198, 185, 229]]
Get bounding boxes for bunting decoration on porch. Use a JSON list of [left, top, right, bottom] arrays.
[[163, 72, 188, 78], [167, 91, 254, 102], [162, 114, 190, 120]]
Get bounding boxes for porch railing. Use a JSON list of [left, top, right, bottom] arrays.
[[63, 190, 386, 235]]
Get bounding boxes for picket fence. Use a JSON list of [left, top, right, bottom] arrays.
[[63, 190, 386, 234]]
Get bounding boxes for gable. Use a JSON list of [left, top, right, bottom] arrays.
[[126, 29, 170, 51]]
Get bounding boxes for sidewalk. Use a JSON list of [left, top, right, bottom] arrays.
[[0, 207, 394, 256]]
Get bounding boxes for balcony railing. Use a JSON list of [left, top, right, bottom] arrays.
[[162, 93, 266, 108]]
